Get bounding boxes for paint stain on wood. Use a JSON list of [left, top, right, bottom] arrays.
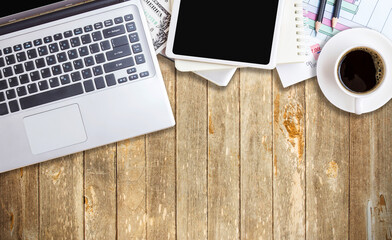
[[326, 161, 339, 178], [274, 155, 278, 176], [282, 103, 304, 162], [84, 196, 94, 214], [273, 94, 280, 125], [9, 212, 14, 231], [209, 111, 214, 134]]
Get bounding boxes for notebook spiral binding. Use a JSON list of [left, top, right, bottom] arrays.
[[294, 1, 308, 56]]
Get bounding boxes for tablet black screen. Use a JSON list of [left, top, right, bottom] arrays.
[[173, 0, 280, 65]]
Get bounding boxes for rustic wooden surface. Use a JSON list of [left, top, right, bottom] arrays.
[[0, 56, 391, 239]]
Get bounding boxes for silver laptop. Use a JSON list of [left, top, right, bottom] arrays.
[[0, 0, 175, 173]]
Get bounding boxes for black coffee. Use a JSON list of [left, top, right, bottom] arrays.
[[337, 47, 384, 93]]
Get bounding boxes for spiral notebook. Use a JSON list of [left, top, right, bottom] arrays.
[[175, 0, 307, 72]]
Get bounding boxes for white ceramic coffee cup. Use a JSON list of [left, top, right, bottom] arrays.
[[333, 45, 388, 115]]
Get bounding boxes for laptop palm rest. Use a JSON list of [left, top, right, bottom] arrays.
[[24, 104, 87, 155]]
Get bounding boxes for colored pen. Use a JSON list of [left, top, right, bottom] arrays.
[[315, 0, 327, 34], [332, 0, 343, 29]]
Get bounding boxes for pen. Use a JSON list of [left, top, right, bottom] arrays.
[[332, 0, 343, 29], [315, 0, 327, 34]]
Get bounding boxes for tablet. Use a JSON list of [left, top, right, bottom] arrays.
[[166, 0, 285, 69]]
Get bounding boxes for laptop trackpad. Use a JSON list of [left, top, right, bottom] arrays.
[[24, 104, 87, 155]]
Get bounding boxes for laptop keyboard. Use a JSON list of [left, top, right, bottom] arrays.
[[0, 10, 152, 116]]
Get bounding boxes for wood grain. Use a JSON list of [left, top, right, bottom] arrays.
[[176, 71, 208, 240], [305, 78, 350, 239], [207, 71, 240, 240], [240, 68, 273, 240], [273, 71, 305, 240], [1, 59, 391, 240]]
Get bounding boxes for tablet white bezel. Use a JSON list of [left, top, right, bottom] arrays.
[[166, 0, 286, 70]]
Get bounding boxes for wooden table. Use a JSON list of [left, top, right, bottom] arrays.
[[1, 56, 391, 239]]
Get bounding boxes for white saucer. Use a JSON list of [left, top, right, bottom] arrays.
[[317, 28, 392, 114]]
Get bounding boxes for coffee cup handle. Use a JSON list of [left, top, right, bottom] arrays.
[[355, 98, 363, 115]]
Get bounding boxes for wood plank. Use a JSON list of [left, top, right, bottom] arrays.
[[350, 101, 392, 239], [208, 71, 240, 239], [273, 71, 305, 239], [146, 56, 176, 240], [240, 68, 273, 240], [84, 144, 117, 240], [39, 154, 84, 239], [117, 136, 147, 239], [305, 78, 350, 239], [176, 71, 208, 240], [0, 166, 39, 240]]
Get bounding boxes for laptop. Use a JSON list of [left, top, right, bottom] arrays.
[[0, 0, 175, 173]]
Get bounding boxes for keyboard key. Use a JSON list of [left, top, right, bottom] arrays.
[[44, 36, 53, 43], [3, 47, 12, 54], [60, 74, 71, 85], [89, 43, 100, 54], [57, 52, 67, 62], [38, 46, 48, 56], [13, 64, 24, 74], [74, 28, 83, 35], [104, 19, 113, 27], [92, 31, 102, 41], [105, 74, 116, 86], [94, 22, 103, 30], [6, 89, 16, 99], [127, 68, 136, 74], [93, 66, 103, 76], [8, 77, 18, 87], [24, 61, 35, 71], [103, 25, 125, 38], [0, 58, 4, 67], [140, 71, 149, 78], [67, 49, 78, 60], [111, 35, 128, 47], [118, 77, 127, 84], [27, 83, 38, 94], [49, 43, 59, 53], [35, 58, 46, 68], [41, 68, 52, 78], [70, 37, 81, 47], [54, 33, 63, 40], [6, 55, 16, 65], [23, 41, 33, 49], [46, 55, 57, 65], [124, 14, 133, 21], [81, 34, 92, 44], [13, 44, 22, 52], [30, 71, 41, 81], [94, 77, 105, 89], [100, 40, 111, 51], [16, 52, 27, 62], [38, 80, 49, 91], [82, 69, 92, 79], [132, 43, 142, 53], [3, 67, 13, 77], [84, 56, 95, 66], [16, 86, 27, 96], [19, 74, 29, 84], [73, 59, 84, 69], [59, 40, 70, 50], [78, 46, 89, 56], [95, 53, 105, 64], [49, 77, 60, 88], [64, 31, 73, 38], [33, 39, 42, 46], [9, 100, 19, 113], [20, 83, 84, 110], [103, 57, 134, 73], [135, 54, 145, 64], [106, 45, 132, 61], [84, 25, 93, 32], [62, 62, 73, 72], [129, 74, 138, 81], [126, 22, 136, 32], [0, 103, 8, 116], [114, 17, 123, 24], [0, 92, 5, 102], [51, 65, 62, 75], [83, 80, 95, 92], [129, 33, 139, 43], [27, 49, 37, 59], [71, 71, 81, 82]]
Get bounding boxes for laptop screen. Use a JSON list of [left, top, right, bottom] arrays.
[[0, 0, 86, 26]]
